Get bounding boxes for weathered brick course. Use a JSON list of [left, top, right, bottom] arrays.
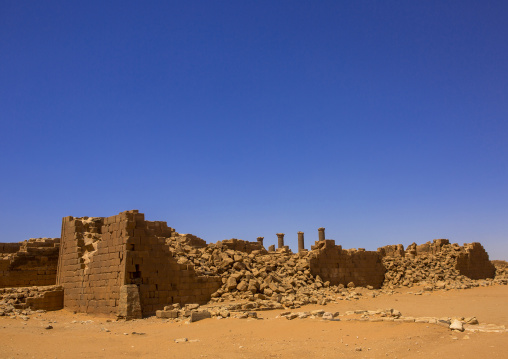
[[56, 210, 222, 317], [0, 238, 59, 288], [309, 240, 386, 288]]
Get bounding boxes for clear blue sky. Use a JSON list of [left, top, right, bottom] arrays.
[[1, 1, 507, 259]]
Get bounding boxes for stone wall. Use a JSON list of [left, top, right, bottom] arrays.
[[57, 215, 123, 316], [0, 238, 59, 288], [415, 238, 452, 255], [0, 285, 64, 312], [123, 212, 222, 317], [377, 244, 405, 257], [380, 239, 496, 288], [0, 243, 22, 253], [309, 240, 386, 288], [456, 242, 496, 279], [218, 238, 264, 253], [57, 210, 222, 317]]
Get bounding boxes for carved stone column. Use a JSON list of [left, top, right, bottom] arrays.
[[298, 231, 305, 252], [276, 233, 285, 248], [318, 227, 325, 241], [257, 237, 264, 247]]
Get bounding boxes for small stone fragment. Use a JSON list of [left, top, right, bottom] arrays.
[[322, 312, 334, 320], [450, 319, 464, 332]]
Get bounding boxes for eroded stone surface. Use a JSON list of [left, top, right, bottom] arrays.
[[0, 210, 504, 318]]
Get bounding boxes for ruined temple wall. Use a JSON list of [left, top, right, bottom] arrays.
[[377, 244, 405, 257], [0, 285, 64, 311], [57, 214, 126, 316], [380, 239, 496, 287], [124, 215, 221, 316], [399, 239, 495, 280], [415, 239, 450, 255], [455, 242, 496, 279], [0, 238, 59, 288], [309, 240, 386, 288], [57, 210, 222, 317], [0, 243, 22, 253], [218, 238, 264, 253]]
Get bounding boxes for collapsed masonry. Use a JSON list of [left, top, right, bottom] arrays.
[[0, 210, 500, 319], [379, 239, 496, 288], [0, 238, 60, 288], [56, 211, 222, 318]]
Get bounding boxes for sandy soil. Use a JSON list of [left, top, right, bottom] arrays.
[[1, 285, 507, 358]]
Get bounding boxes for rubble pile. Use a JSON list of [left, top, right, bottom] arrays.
[[492, 260, 508, 281], [382, 248, 472, 289], [165, 236, 506, 309], [0, 238, 60, 288], [381, 239, 500, 290], [0, 285, 63, 315], [166, 239, 353, 306]]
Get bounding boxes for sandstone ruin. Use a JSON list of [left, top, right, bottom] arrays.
[[0, 210, 503, 319], [0, 238, 59, 288]]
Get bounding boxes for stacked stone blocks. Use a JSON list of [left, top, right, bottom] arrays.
[[0, 238, 59, 288], [218, 238, 264, 253], [57, 210, 222, 318], [309, 239, 386, 288], [57, 215, 124, 315]]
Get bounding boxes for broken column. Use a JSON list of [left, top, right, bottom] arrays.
[[276, 233, 285, 249], [268, 244, 275, 252], [318, 227, 325, 241], [298, 231, 305, 252], [257, 237, 264, 247]]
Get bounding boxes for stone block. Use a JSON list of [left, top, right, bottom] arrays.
[[190, 310, 211, 322]]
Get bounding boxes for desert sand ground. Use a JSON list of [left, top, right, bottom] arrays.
[[1, 285, 507, 358]]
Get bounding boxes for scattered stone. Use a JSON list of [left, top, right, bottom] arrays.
[[185, 304, 200, 311], [465, 317, 479, 325], [156, 310, 179, 319], [285, 313, 299, 320], [322, 312, 334, 320], [311, 310, 325, 317], [190, 310, 211, 323], [236, 312, 249, 319], [219, 310, 230, 318]]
